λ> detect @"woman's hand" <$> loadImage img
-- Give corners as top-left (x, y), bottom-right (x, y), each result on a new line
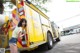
top-left (19, 33), bottom-right (25, 40)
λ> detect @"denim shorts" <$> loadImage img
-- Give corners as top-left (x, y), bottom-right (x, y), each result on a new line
top-left (9, 38), bottom-right (17, 45)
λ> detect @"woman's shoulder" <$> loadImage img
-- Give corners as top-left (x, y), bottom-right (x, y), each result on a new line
top-left (13, 26), bottom-right (22, 32)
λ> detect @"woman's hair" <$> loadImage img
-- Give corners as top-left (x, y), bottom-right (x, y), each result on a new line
top-left (18, 18), bottom-right (27, 27)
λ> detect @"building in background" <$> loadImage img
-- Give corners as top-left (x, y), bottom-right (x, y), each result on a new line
top-left (61, 24), bottom-right (80, 36)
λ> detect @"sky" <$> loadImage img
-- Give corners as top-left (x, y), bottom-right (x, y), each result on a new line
top-left (45, 0), bottom-right (80, 31)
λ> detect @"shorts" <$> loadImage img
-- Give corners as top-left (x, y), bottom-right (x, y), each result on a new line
top-left (9, 38), bottom-right (17, 45)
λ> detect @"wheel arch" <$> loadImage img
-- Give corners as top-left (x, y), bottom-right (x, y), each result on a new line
top-left (47, 30), bottom-right (53, 38)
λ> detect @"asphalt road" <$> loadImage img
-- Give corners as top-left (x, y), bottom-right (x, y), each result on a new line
top-left (21, 33), bottom-right (80, 53)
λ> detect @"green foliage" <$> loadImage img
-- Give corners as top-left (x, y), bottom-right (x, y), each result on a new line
top-left (0, 0), bottom-right (4, 14)
top-left (1, 0), bottom-right (6, 3)
top-left (66, 0), bottom-right (80, 2)
top-left (2, 0), bottom-right (50, 12)
top-left (8, 4), bottom-right (13, 9)
top-left (29, 0), bottom-right (50, 12)
top-left (36, 4), bottom-right (48, 13)
top-left (0, 0), bottom-right (3, 3)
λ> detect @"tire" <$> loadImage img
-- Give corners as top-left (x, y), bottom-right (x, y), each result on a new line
top-left (56, 38), bottom-right (60, 42)
top-left (47, 32), bottom-right (54, 50)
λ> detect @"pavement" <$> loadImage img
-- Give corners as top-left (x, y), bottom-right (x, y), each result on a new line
top-left (21, 33), bottom-right (80, 53)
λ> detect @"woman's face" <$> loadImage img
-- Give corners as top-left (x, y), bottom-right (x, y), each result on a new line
top-left (22, 21), bottom-right (26, 27)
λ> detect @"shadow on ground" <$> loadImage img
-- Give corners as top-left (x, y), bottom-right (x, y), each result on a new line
top-left (21, 42), bottom-right (58, 53)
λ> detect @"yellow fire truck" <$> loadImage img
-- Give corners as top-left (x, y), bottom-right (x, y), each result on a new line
top-left (0, 0), bottom-right (60, 53)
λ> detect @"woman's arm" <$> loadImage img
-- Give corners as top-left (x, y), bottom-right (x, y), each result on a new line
top-left (18, 31), bottom-right (25, 39)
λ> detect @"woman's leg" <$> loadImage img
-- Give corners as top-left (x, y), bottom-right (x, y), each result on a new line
top-left (9, 44), bottom-right (18, 53)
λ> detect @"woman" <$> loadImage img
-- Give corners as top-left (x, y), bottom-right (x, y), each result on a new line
top-left (9, 18), bottom-right (27, 53)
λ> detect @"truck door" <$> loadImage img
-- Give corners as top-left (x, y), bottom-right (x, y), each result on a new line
top-left (31, 9), bottom-right (44, 42)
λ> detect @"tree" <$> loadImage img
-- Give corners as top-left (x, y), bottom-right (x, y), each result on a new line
top-left (0, 0), bottom-right (4, 14)
top-left (29, 0), bottom-right (51, 12)
top-left (2, 0), bottom-right (51, 12)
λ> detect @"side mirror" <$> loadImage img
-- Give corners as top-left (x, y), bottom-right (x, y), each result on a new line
top-left (58, 27), bottom-right (59, 29)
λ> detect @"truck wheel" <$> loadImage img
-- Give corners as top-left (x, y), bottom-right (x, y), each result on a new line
top-left (56, 38), bottom-right (60, 42)
top-left (47, 32), bottom-right (54, 50)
